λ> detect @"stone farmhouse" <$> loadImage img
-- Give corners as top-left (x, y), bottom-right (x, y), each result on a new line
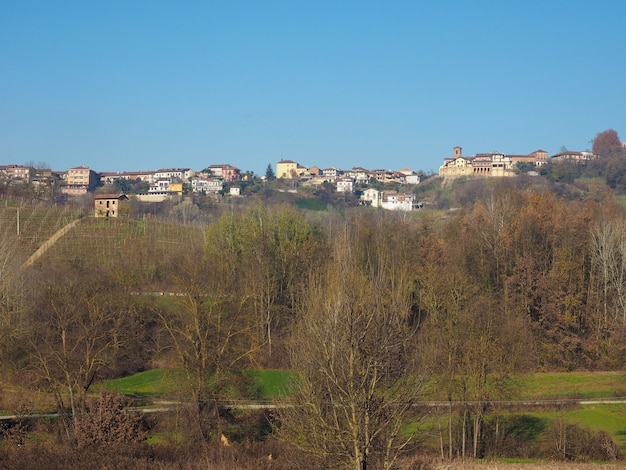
top-left (94, 193), bottom-right (128, 217)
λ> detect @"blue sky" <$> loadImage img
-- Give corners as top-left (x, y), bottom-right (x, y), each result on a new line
top-left (2, 1), bottom-right (625, 175)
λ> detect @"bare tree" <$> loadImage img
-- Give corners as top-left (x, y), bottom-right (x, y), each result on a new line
top-left (155, 240), bottom-right (260, 441)
top-left (26, 268), bottom-right (129, 442)
top-left (276, 221), bottom-right (424, 470)
top-left (202, 204), bottom-right (317, 363)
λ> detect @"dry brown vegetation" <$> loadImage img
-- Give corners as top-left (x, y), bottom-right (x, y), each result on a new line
top-left (1, 178), bottom-right (626, 467)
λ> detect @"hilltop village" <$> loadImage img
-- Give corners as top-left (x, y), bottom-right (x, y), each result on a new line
top-left (438, 146), bottom-right (598, 177)
top-left (0, 160), bottom-right (425, 212)
top-left (1, 142), bottom-right (621, 213)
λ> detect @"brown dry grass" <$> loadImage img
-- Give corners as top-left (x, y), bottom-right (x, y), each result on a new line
top-left (427, 463), bottom-right (624, 470)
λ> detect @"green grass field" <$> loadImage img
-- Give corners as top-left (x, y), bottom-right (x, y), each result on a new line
top-left (245, 369), bottom-right (298, 398)
top-left (516, 372), bottom-right (626, 400)
top-left (528, 404), bottom-right (626, 452)
top-left (98, 369), bottom-right (626, 402)
top-left (97, 368), bottom-right (298, 400)
top-left (95, 369), bottom-right (189, 397)
top-left (96, 368), bottom-right (626, 452)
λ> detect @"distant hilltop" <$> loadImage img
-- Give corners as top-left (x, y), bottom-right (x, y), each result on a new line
top-left (438, 146), bottom-right (600, 178)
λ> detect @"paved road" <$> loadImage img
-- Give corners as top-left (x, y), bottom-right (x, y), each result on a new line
top-left (2, 397), bottom-right (626, 421)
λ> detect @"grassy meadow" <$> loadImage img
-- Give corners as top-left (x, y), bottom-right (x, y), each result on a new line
top-left (89, 368), bottom-right (626, 452)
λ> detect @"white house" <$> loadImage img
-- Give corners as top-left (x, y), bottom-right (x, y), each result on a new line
top-left (149, 179), bottom-right (171, 193)
top-left (360, 188), bottom-right (415, 211)
top-left (154, 168), bottom-right (194, 180)
top-left (336, 178), bottom-right (354, 193)
top-left (381, 192), bottom-right (414, 212)
top-left (191, 177), bottom-right (223, 194)
top-left (361, 188), bottom-right (381, 207)
top-left (398, 168), bottom-right (421, 185)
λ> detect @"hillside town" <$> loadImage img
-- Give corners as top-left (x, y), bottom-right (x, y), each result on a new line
top-left (2, 142), bottom-right (625, 213)
top-left (0, 160), bottom-right (425, 212)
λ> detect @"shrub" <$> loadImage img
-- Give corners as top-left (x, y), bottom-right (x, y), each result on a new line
top-left (74, 390), bottom-right (147, 448)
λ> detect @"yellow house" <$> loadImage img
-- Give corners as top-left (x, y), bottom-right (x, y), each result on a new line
top-left (276, 159), bottom-right (299, 179)
top-left (168, 183), bottom-right (183, 195)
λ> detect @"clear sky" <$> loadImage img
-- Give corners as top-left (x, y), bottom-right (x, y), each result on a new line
top-left (2, 1), bottom-right (625, 175)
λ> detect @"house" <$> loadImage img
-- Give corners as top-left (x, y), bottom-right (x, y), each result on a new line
top-left (361, 188), bottom-right (381, 207)
top-left (191, 176), bottom-right (223, 194)
top-left (322, 167), bottom-right (340, 181)
top-left (347, 167), bottom-right (370, 183)
top-left (154, 168), bottom-right (195, 180)
top-left (0, 164), bottom-right (32, 183)
top-left (149, 179), bottom-right (171, 193)
top-left (308, 166), bottom-right (321, 176)
top-left (336, 178), bottom-right (354, 193)
top-left (509, 150), bottom-right (549, 167)
top-left (360, 188), bottom-right (415, 211)
top-left (94, 194), bottom-right (128, 217)
top-left (551, 151), bottom-right (595, 163)
top-left (32, 168), bottom-right (53, 186)
top-left (207, 164), bottom-right (241, 182)
top-left (381, 192), bottom-right (415, 212)
top-left (168, 182), bottom-right (183, 196)
top-left (472, 153), bottom-right (513, 177)
top-left (398, 168), bottom-right (421, 185)
top-left (99, 170), bottom-right (155, 185)
top-left (62, 166), bottom-right (98, 195)
top-left (276, 159), bottom-right (299, 179)
top-left (530, 150), bottom-right (549, 165)
top-left (371, 169), bottom-right (399, 183)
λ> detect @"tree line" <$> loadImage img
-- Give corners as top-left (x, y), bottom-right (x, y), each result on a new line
top-left (1, 184), bottom-right (626, 466)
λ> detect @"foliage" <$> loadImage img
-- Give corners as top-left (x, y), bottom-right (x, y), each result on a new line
top-left (295, 197), bottom-right (328, 211)
top-left (7, 178), bottom-right (626, 462)
top-left (112, 177), bottom-right (149, 194)
top-left (604, 156), bottom-right (626, 193)
top-left (593, 129), bottom-right (622, 156)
